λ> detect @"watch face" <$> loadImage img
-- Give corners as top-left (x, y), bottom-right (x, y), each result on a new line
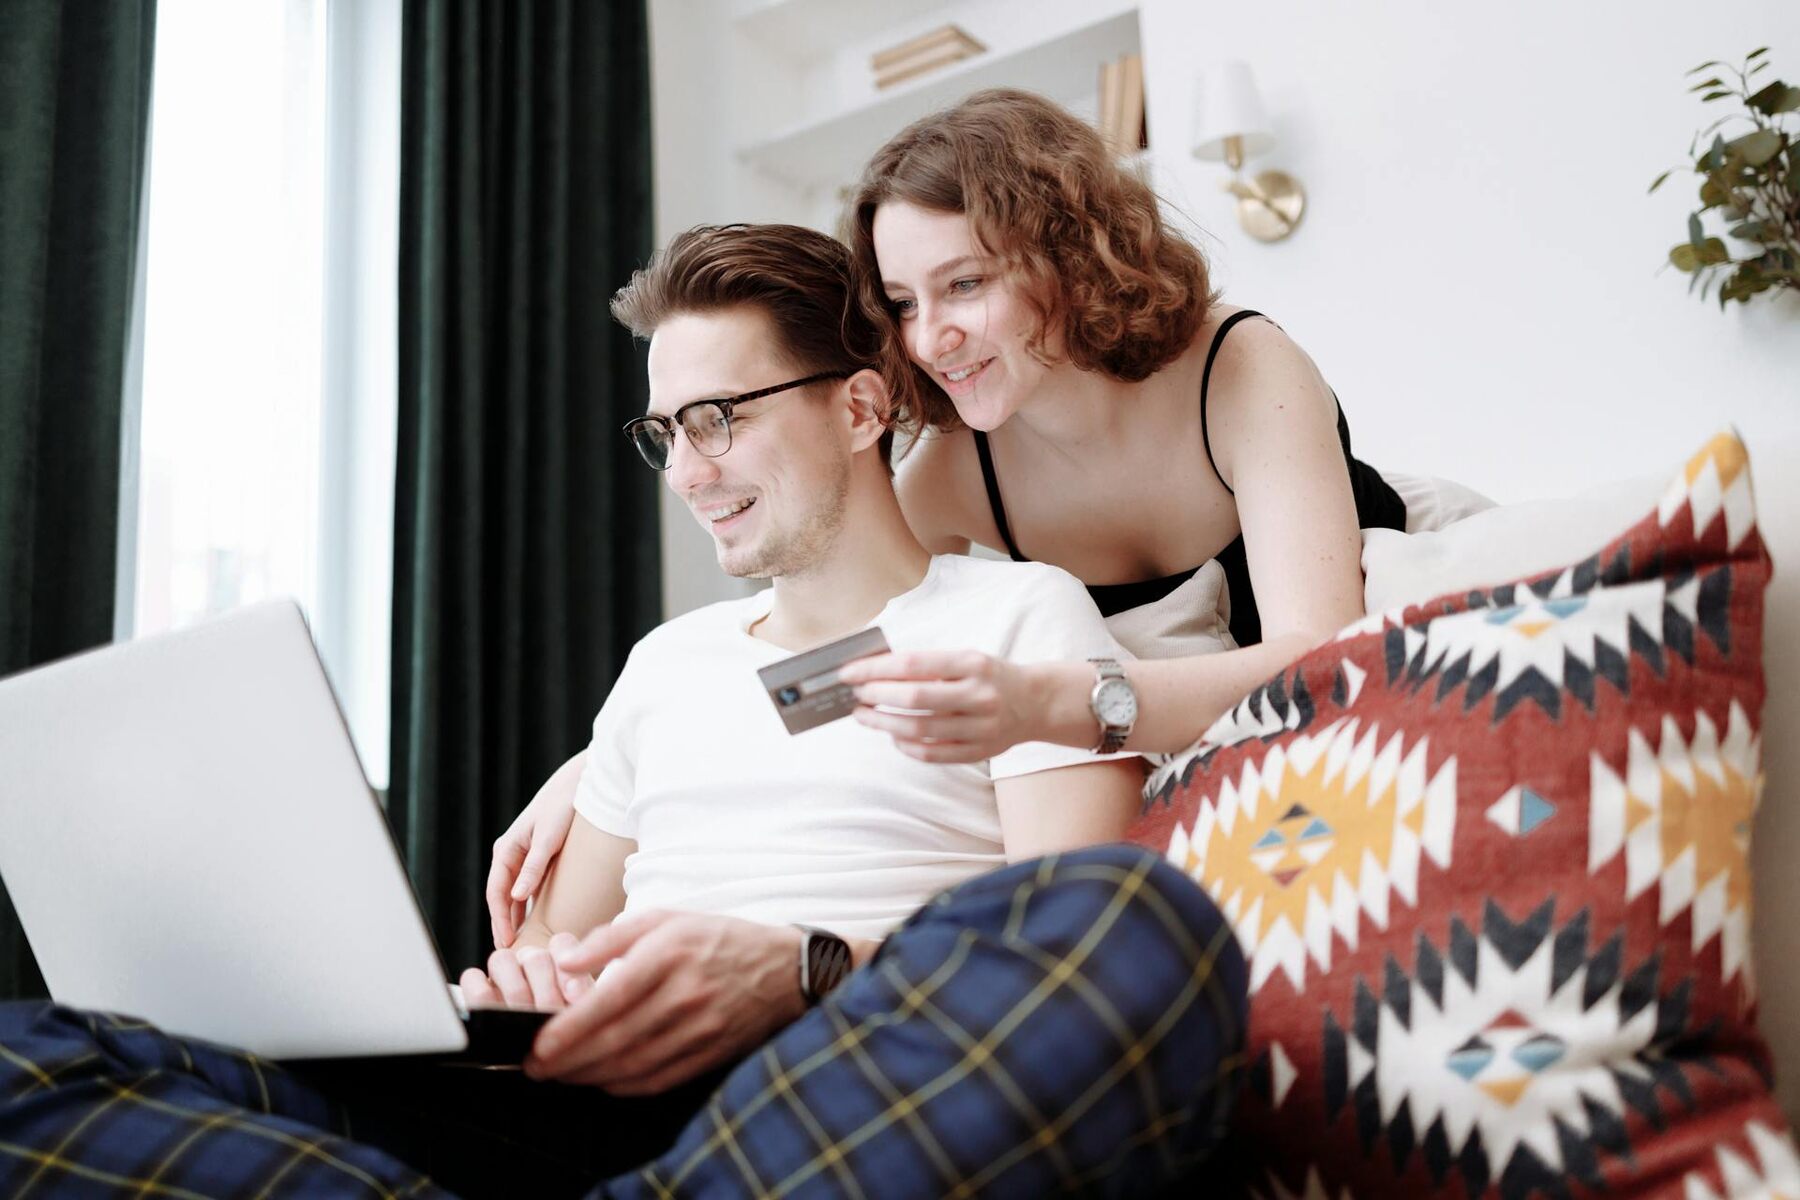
top-left (1096, 678), bottom-right (1137, 726)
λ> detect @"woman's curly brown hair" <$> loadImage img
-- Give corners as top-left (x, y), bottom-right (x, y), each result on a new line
top-left (843, 88), bottom-right (1216, 434)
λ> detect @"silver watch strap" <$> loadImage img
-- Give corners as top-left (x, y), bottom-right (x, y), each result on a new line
top-left (1089, 657), bottom-right (1131, 754)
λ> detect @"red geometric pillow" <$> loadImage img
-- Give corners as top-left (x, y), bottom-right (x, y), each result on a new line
top-left (1128, 432), bottom-right (1798, 1198)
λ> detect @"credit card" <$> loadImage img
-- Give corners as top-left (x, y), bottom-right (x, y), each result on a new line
top-left (757, 627), bottom-right (890, 735)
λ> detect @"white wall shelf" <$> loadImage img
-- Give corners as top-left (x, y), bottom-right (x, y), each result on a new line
top-left (730, 0), bottom-right (963, 63)
top-left (736, 7), bottom-right (1140, 194)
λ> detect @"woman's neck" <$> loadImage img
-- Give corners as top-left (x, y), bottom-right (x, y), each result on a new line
top-left (1002, 357), bottom-right (1190, 463)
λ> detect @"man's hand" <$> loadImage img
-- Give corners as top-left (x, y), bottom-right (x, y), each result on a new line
top-left (524, 911), bottom-right (807, 1095)
top-left (460, 933), bottom-right (593, 1011)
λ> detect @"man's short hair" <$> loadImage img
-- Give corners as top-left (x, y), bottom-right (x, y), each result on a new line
top-left (611, 224), bottom-right (893, 467)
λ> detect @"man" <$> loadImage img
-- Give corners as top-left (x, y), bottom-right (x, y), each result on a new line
top-left (457, 222), bottom-right (1147, 1091)
top-left (0, 225), bottom-right (1245, 1198)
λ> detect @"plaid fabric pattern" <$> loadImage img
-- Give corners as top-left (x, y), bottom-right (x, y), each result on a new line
top-left (604, 844), bottom-right (1248, 1199)
top-left (0, 845), bottom-right (1245, 1198)
top-left (0, 1002), bottom-right (444, 1198)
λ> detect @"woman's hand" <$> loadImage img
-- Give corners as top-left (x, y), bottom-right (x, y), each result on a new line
top-left (486, 757), bottom-right (583, 949)
top-left (838, 650), bottom-right (1065, 762)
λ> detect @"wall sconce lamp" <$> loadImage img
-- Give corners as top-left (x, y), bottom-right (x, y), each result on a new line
top-left (1192, 62), bottom-right (1306, 242)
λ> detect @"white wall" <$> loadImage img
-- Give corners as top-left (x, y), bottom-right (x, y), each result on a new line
top-left (1138, 1), bottom-right (1800, 501)
top-left (651, 0), bottom-right (1800, 1109)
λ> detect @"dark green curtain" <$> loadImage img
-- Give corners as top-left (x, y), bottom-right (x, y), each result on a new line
top-left (392, 0), bottom-right (660, 973)
top-left (0, 1), bottom-right (157, 1000)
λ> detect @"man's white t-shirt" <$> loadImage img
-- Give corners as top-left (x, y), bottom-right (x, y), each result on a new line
top-left (573, 554), bottom-right (1134, 939)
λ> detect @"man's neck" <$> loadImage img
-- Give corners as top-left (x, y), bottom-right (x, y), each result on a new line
top-left (752, 476), bottom-right (932, 651)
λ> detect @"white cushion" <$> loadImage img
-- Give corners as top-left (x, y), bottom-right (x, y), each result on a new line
top-left (1379, 469), bottom-right (1498, 533)
top-left (1361, 470), bottom-right (1668, 615)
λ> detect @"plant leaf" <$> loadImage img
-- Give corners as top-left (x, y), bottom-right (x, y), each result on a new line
top-left (1699, 237), bottom-right (1732, 266)
top-left (1689, 77), bottom-right (1726, 92)
top-left (1688, 60), bottom-right (1727, 75)
top-left (1729, 220), bottom-right (1770, 241)
top-left (1702, 90), bottom-right (1733, 101)
top-left (1747, 81), bottom-right (1800, 115)
top-left (1649, 169), bottom-right (1675, 194)
top-left (1708, 134), bottom-right (1728, 171)
top-left (1698, 175), bottom-right (1729, 209)
top-left (1747, 47), bottom-right (1770, 62)
top-left (1689, 212), bottom-right (1705, 246)
top-left (1728, 128), bottom-right (1784, 165)
top-left (1671, 243), bottom-right (1701, 272)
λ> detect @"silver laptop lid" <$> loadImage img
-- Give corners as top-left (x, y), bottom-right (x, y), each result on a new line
top-left (0, 600), bottom-right (467, 1059)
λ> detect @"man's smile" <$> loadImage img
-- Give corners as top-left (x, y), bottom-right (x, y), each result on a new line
top-left (700, 496), bottom-right (757, 529)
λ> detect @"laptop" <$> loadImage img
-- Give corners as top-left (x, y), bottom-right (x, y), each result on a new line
top-left (0, 600), bottom-right (547, 1062)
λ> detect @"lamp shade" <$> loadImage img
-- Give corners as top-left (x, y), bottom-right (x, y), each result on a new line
top-left (1191, 60), bottom-right (1275, 161)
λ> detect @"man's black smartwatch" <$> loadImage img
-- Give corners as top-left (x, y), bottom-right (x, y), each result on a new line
top-left (796, 925), bottom-right (853, 1005)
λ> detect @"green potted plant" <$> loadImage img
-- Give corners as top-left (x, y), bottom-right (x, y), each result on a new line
top-left (1652, 49), bottom-right (1799, 306)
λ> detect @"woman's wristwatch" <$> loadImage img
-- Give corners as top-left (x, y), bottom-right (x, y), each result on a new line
top-left (796, 925), bottom-right (853, 1005)
top-left (1087, 658), bottom-right (1139, 753)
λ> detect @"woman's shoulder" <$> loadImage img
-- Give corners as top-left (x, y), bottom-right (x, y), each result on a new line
top-left (1193, 304), bottom-right (1309, 371)
top-left (1192, 304), bottom-right (1340, 483)
top-left (1194, 306), bottom-right (1330, 407)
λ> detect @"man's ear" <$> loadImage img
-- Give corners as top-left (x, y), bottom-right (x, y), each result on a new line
top-left (843, 367), bottom-right (892, 456)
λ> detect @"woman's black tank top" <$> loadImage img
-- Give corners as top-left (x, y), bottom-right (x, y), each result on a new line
top-left (970, 310), bottom-right (1406, 648)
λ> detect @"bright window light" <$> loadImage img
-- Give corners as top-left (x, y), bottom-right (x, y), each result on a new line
top-left (133, 0), bottom-right (398, 785)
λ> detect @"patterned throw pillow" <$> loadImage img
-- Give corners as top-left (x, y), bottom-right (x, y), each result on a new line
top-left (1128, 431), bottom-right (1799, 1198)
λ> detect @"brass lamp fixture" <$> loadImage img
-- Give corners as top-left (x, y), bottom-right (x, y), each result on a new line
top-left (1191, 61), bottom-right (1306, 242)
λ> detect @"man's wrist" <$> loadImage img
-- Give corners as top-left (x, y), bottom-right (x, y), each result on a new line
top-left (773, 925), bottom-right (809, 1019)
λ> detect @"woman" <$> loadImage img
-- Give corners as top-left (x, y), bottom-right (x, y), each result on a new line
top-left (487, 88), bottom-right (1407, 938)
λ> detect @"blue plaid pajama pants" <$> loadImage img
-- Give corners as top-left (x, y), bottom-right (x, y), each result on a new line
top-left (0, 844), bottom-right (1248, 1197)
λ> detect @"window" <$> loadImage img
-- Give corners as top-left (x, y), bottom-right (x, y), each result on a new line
top-left (130, 0), bottom-right (399, 784)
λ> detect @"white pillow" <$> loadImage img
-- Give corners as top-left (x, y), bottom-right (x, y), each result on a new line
top-left (1361, 470), bottom-right (1668, 615)
top-left (1379, 469), bottom-right (1499, 533)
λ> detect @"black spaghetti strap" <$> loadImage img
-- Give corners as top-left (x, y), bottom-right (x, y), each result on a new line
top-left (1198, 309), bottom-right (1268, 498)
top-left (971, 430), bottom-right (1027, 562)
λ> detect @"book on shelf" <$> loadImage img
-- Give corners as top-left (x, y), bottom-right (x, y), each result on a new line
top-left (1120, 53), bottom-right (1147, 154)
top-left (1098, 58), bottom-right (1123, 151)
top-left (871, 24), bottom-right (986, 90)
top-left (1095, 52), bottom-right (1147, 157)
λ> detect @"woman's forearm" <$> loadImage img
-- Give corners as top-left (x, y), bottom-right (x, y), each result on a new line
top-left (1029, 631), bottom-right (1329, 755)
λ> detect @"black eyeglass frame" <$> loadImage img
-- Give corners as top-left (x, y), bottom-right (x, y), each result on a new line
top-left (622, 371), bottom-right (849, 471)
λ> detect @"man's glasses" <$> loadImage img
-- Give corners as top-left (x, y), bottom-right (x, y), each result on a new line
top-left (622, 372), bottom-right (847, 472)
